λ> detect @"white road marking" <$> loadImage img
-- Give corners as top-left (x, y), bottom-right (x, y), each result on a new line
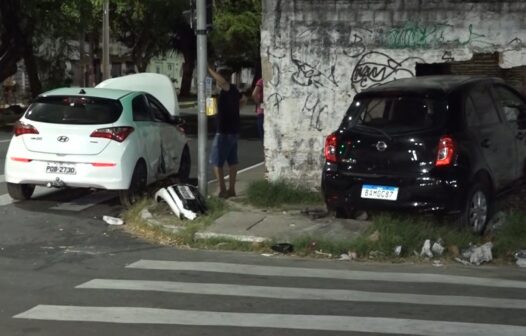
top-left (0, 138), bottom-right (11, 143)
top-left (78, 279), bottom-right (526, 310)
top-left (127, 260), bottom-right (526, 290)
top-left (14, 305), bottom-right (526, 335)
top-left (208, 161), bottom-right (264, 184)
top-left (0, 174), bottom-right (4, 183)
top-left (50, 191), bottom-right (116, 211)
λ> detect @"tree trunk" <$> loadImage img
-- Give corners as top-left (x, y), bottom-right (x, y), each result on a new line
top-left (179, 59), bottom-right (195, 97)
top-left (23, 40), bottom-right (41, 98)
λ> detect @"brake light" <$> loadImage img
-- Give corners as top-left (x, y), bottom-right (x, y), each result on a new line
top-left (90, 127), bottom-right (134, 142)
top-left (11, 157), bottom-right (32, 162)
top-left (324, 133), bottom-right (339, 163)
top-left (435, 136), bottom-right (455, 167)
top-left (14, 121), bottom-right (39, 136)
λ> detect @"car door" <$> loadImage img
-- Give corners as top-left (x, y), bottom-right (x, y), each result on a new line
top-left (465, 84), bottom-right (518, 189)
top-left (491, 84), bottom-right (526, 179)
top-left (132, 94), bottom-right (161, 182)
top-left (146, 94), bottom-right (184, 177)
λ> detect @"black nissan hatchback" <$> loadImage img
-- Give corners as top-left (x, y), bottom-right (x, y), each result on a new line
top-left (322, 76), bottom-right (526, 233)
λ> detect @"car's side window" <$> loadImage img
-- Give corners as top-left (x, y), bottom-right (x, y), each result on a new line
top-left (147, 95), bottom-right (170, 123)
top-left (468, 85), bottom-right (501, 127)
top-left (132, 95), bottom-right (153, 121)
top-left (492, 85), bottom-right (526, 123)
top-left (464, 96), bottom-right (479, 128)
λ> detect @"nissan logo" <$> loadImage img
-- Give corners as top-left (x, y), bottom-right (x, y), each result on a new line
top-left (376, 141), bottom-right (388, 152)
top-left (57, 136), bottom-right (69, 143)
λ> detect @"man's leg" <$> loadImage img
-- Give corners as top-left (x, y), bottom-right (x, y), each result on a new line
top-left (214, 166), bottom-right (227, 197)
top-left (227, 164), bottom-right (237, 197)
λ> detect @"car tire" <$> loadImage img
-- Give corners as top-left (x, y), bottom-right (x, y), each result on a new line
top-left (456, 182), bottom-right (492, 235)
top-left (177, 146), bottom-right (190, 183)
top-left (7, 183), bottom-right (35, 200)
top-left (119, 162), bottom-right (147, 208)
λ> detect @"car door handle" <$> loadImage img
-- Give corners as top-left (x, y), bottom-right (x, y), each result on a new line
top-left (481, 139), bottom-right (491, 148)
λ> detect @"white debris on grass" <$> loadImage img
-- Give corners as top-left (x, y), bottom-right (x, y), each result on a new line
top-left (515, 250), bottom-right (526, 268)
top-left (456, 242), bottom-right (493, 266)
top-left (140, 209), bottom-right (153, 220)
top-left (420, 239), bottom-right (433, 258)
top-left (431, 241), bottom-right (445, 256)
top-left (394, 245), bottom-right (402, 257)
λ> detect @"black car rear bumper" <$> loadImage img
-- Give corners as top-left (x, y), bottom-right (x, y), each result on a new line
top-left (322, 163), bottom-right (468, 215)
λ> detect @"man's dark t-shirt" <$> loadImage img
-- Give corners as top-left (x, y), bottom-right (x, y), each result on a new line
top-left (216, 84), bottom-right (241, 134)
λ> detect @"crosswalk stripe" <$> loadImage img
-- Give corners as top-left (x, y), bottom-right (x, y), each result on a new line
top-left (50, 191), bottom-right (116, 211)
top-left (78, 279), bottom-right (526, 310)
top-left (126, 260), bottom-right (526, 289)
top-left (14, 305), bottom-right (526, 335)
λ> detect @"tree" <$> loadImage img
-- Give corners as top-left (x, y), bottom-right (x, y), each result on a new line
top-left (209, 0), bottom-right (261, 76)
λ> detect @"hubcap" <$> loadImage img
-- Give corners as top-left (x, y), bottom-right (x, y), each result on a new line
top-left (468, 190), bottom-right (487, 232)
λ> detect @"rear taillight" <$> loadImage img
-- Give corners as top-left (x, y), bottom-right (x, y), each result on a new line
top-left (14, 121), bottom-right (39, 136)
top-left (91, 162), bottom-right (116, 167)
top-left (11, 157), bottom-right (32, 162)
top-left (435, 136), bottom-right (455, 167)
top-left (324, 133), bottom-right (339, 163)
top-left (90, 127), bottom-right (134, 142)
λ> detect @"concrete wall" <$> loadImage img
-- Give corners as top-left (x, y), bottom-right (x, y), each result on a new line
top-left (261, 0), bottom-right (526, 188)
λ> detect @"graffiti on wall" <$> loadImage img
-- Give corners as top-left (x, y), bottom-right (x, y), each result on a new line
top-left (291, 57), bottom-right (339, 88)
top-left (383, 22), bottom-right (490, 49)
top-left (302, 94), bottom-right (329, 131)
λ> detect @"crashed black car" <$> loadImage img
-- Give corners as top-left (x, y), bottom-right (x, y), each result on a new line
top-left (322, 76), bottom-right (526, 233)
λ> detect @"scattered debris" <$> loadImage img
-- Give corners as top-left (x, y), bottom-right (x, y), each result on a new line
top-left (271, 243), bottom-right (294, 254)
top-left (315, 250), bottom-right (333, 258)
top-left (154, 184), bottom-right (207, 220)
top-left (394, 245), bottom-right (402, 257)
top-left (515, 250), bottom-right (526, 268)
top-left (140, 209), bottom-right (153, 220)
top-left (458, 242), bottom-right (493, 266)
top-left (454, 257), bottom-right (471, 266)
top-left (355, 210), bottom-right (368, 221)
top-left (338, 251), bottom-right (357, 261)
top-left (448, 245), bottom-right (460, 257)
top-left (431, 241), bottom-right (445, 256)
top-left (369, 250), bottom-right (385, 259)
top-left (301, 208), bottom-right (329, 220)
top-left (420, 239), bottom-right (433, 258)
top-left (103, 216), bottom-right (124, 225)
top-left (432, 260), bottom-right (444, 267)
top-left (261, 253), bottom-right (276, 257)
top-left (368, 230), bottom-right (380, 242)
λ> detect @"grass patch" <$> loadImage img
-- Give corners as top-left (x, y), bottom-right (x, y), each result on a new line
top-left (493, 211), bottom-right (526, 259)
top-left (246, 180), bottom-right (323, 208)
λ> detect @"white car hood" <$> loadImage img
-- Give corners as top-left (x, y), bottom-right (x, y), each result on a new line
top-left (96, 73), bottom-right (180, 116)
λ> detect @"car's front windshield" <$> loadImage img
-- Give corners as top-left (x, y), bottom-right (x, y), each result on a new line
top-left (341, 95), bottom-right (447, 134)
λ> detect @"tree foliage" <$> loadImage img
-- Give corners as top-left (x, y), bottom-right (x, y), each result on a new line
top-left (209, 0), bottom-right (261, 72)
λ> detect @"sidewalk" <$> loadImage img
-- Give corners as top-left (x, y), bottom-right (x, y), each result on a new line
top-left (197, 162), bottom-right (371, 243)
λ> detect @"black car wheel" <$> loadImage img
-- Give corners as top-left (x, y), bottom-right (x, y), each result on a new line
top-left (119, 162), bottom-right (147, 208)
top-left (7, 183), bottom-right (35, 200)
top-left (457, 182), bottom-right (491, 234)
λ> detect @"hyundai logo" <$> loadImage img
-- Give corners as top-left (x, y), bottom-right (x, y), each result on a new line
top-left (376, 141), bottom-right (388, 152)
top-left (57, 136), bottom-right (69, 143)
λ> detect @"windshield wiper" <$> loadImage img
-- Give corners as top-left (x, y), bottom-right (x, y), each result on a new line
top-left (353, 124), bottom-right (392, 141)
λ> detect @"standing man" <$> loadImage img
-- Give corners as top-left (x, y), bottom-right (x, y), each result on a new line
top-left (207, 65), bottom-right (244, 198)
top-left (252, 78), bottom-right (264, 140)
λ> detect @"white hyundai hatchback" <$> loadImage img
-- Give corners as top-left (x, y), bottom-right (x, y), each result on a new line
top-left (4, 73), bottom-right (190, 207)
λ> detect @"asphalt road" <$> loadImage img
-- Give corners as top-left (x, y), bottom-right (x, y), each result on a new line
top-left (2, 118), bottom-right (526, 335)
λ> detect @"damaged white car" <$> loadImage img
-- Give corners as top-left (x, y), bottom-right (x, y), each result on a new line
top-left (4, 73), bottom-right (190, 207)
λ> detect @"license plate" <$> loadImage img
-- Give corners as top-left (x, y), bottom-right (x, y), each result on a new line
top-left (361, 184), bottom-right (398, 201)
top-left (177, 185), bottom-right (195, 200)
top-left (46, 163), bottom-right (76, 175)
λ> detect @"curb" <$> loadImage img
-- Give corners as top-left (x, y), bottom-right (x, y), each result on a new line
top-left (195, 232), bottom-right (268, 243)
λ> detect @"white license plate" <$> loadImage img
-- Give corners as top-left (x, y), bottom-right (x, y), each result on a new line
top-left (46, 163), bottom-right (76, 175)
top-left (177, 185), bottom-right (195, 200)
top-left (361, 184), bottom-right (398, 201)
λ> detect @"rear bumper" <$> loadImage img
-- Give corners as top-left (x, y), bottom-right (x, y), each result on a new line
top-left (321, 162), bottom-right (468, 215)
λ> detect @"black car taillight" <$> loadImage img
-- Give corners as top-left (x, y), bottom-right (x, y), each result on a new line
top-left (435, 135), bottom-right (455, 167)
top-left (90, 127), bottom-right (134, 142)
top-left (324, 133), bottom-right (339, 163)
top-left (14, 121), bottom-right (39, 136)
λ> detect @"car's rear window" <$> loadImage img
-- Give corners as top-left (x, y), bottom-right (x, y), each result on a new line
top-left (341, 96), bottom-right (447, 133)
top-left (25, 96), bottom-right (122, 125)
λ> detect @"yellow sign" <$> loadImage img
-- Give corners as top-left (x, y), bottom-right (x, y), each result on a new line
top-left (206, 97), bottom-right (217, 116)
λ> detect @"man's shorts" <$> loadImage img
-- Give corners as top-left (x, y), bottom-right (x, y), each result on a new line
top-left (209, 133), bottom-right (239, 167)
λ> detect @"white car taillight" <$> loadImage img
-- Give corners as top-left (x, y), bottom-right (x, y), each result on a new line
top-left (90, 127), bottom-right (134, 142)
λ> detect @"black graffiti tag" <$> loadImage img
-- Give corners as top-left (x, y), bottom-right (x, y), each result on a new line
top-left (291, 57), bottom-right (339, 88)
top-left (302, 94), bottom-right (328, 131)
top-left (351, 51), bottom-right (422, 93)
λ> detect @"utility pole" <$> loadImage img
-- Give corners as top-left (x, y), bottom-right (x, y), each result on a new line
top-left (196, 0), bottom-right (208, 197)
top-left (102, 0), bottom-right (110, 80)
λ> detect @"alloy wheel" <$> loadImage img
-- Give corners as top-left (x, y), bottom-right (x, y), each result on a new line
top-left (468, 190), bottom-right (487, 233)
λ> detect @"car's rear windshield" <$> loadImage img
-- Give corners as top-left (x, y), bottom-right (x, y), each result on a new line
top-left (341, 95), bottom-right (447, 134)
top-left (25, 96), bottom-right (122, 125)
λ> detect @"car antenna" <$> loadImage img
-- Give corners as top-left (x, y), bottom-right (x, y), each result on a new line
top-left (79, 89), bottom-right (86, 94)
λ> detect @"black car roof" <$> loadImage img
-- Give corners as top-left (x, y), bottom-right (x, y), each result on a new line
top-left (356, 75), bottom-right (504, 98)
